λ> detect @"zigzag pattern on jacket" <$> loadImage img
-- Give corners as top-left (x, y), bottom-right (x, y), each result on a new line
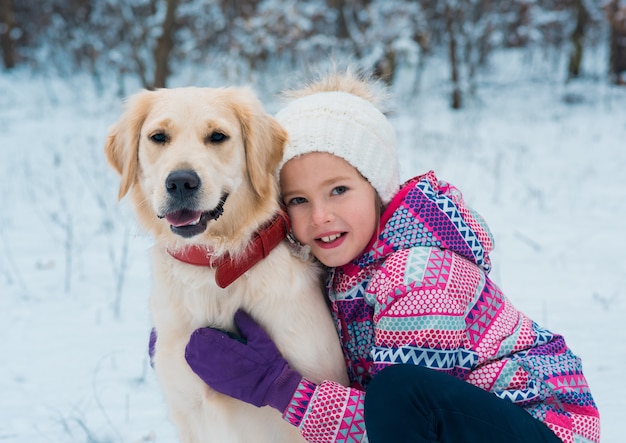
top-left (372, 345), bottom-right (479, 371)
top-left (416, 179), bottom-right (487, 270)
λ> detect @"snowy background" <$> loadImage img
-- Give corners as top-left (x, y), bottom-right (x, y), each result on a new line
top-left (1, 50), bottom-right (624, 442)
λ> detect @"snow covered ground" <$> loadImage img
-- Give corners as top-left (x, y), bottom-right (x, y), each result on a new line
top-left (1, 52), bottom-right (624, 442)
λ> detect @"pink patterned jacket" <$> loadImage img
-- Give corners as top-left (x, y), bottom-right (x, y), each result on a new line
top-left (282, 171), bottom-right (600, 443)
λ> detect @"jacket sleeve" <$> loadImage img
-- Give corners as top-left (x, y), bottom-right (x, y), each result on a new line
top-left (282, 378), bottom-right (368, 443)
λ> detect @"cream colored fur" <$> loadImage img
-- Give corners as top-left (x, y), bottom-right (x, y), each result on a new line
top-left (104, 87), bottom-right (348, 443)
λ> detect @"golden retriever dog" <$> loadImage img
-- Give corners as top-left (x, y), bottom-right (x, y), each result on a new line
top-left (104, 87), bottom-right (348, 443)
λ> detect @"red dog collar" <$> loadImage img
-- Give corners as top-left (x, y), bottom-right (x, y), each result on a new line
top-left (168, 211), bottom-right (291, 288)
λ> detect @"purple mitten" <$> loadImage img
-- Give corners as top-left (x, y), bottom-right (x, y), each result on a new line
top-left (185, 310), bottom-right (302, 413)
top-left (148, 328), bottom-right (157, 368)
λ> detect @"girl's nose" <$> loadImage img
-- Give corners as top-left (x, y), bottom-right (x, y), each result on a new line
top-left (311, 203), bottom-right (332, 226)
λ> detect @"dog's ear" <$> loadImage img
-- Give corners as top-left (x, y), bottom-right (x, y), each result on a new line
top-left (234, 89), bottom-right (288, 202)
top-left (104, 90), bottom-right (153, 200)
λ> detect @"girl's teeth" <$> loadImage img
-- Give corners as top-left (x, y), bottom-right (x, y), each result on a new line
top-left (321, 233), bottom-right (341, 243)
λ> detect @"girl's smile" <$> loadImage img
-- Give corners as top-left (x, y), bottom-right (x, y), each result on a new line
top-left (315, 231), bottom-right (346, 248)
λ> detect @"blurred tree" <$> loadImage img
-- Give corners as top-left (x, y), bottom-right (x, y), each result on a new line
top-left (606, 0), bottom-right (626, 84)
top-left (438, 0), bottom-right (501, 109)
top-left (152, 0), bottom-right (180, 88)
top-left (568, 0), bottom-right (589, 79)
top-left (327, 0), bottom-right (350, 39)
top-left (0, 0), bottom-right (613, 98)
top-left (365, 0), bottom-right (428, 87)
top-left (444, 1), bottom-right (462, 109)
top-left (0, 0), bottom-right (16, 69)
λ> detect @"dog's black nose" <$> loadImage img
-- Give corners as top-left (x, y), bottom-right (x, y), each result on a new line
top-left (166, 170), bottom-right (200, 199)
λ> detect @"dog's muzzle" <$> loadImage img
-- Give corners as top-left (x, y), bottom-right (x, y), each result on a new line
top-left (158, 169), bottom-right (229, 238)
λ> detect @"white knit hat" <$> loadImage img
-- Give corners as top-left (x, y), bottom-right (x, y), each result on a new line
top-left (276, 91), bottom-right (400, 204)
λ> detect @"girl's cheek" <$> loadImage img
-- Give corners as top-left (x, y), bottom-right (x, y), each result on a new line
top-left (290, 214), bottom-right (309, 244)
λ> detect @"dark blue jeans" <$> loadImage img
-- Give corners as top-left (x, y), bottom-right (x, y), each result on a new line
top-left (364, 364), bottom-right (561, 443)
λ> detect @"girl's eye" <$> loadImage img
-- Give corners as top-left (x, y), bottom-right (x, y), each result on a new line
top-left (332, 186), bottom-right (347, 195)
top-left (208, 131), bottom-right (228, 143)
top-left (287, 196), bottom-right (307, 206)
top-left (150, 132), bottom-right (168, 144)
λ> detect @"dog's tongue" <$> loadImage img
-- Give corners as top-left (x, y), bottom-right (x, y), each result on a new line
top-left (165, 209), bottom-right (202, 227)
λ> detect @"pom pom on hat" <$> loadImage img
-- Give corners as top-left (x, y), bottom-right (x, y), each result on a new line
top-left (276, 90), bottom-right (400, 204)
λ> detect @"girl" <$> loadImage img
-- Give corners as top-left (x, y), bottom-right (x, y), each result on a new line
top-left (184, 72), bottom-right (600, 443)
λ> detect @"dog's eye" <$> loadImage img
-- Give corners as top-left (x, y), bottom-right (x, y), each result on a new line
top-left (150, 132), bottom-right (168, 144)
top-left (207, 132), bottom-right (228, 143)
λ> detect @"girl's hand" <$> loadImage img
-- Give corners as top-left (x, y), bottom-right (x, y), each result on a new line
top-left (185, 310), bottom-right (302, 412)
